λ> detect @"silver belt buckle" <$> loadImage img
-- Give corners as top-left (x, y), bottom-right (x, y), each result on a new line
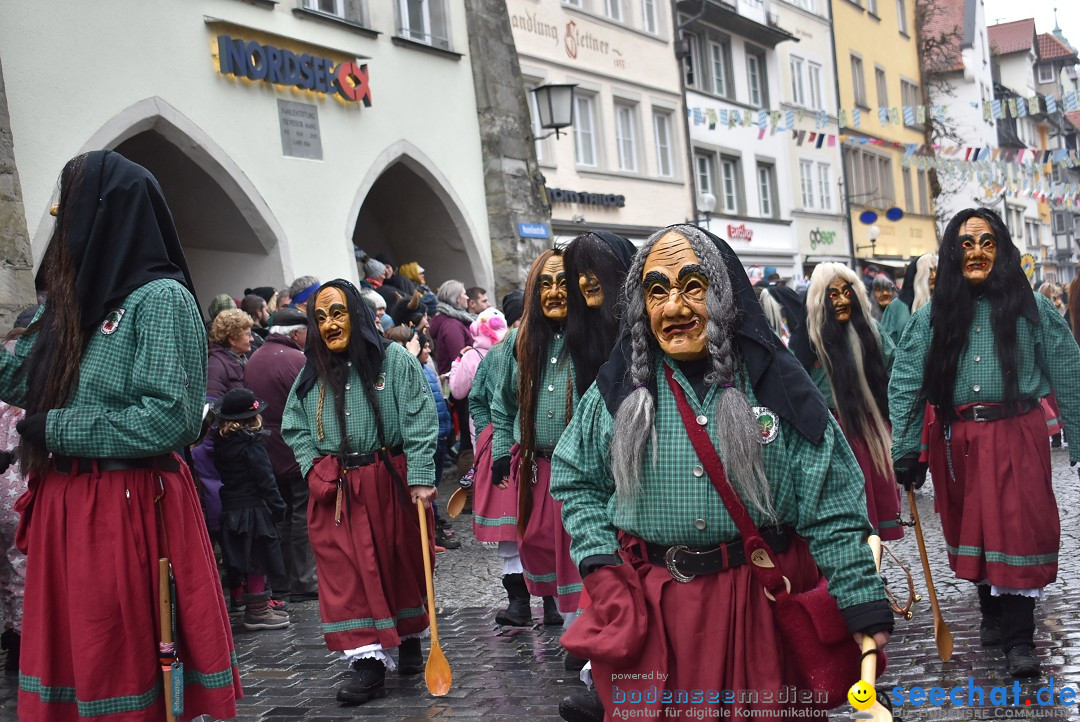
top-left (971, 405), bottom-right (989, 422)
top-left (664, 545), bottom-right (696, 583)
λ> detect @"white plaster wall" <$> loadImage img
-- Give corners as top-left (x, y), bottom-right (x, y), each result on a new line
top-left (1, 0), bottom-right (492, 290)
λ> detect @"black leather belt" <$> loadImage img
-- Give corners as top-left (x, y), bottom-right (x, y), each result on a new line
top-left (645, 527), bottom-right (793, 580)
top-left (957, 399), bottom-right (1039, 422)
top-left (532, 448), bottom-right (554, 460)
top-left (341, 446), bottom-right (404, 469)
top-left (53, 454), bottom-right (180, 474)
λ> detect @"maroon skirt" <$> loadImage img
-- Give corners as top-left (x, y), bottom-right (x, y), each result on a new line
top-left (569, 535), bottom-right (824, 718)
top-left (927, 405), bottom-right (1058, 588)
top-left (846, 434), bottom-right (903, 541)
top-left (16, 456), bottom-right (241, 721)
top-left (307, 454), bottom-right (434, 651)
top-left (471, 425), bottom-right (518, 542)
top-left (511, 445), bottom-right (582, 612)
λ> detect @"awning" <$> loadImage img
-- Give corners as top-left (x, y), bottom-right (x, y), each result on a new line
top-left (861, 258), bottom-right (910, 269)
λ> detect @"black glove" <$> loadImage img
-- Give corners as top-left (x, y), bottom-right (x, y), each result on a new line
top-left (0, 451), bottom-right (13, 476)
top-left (16, 414), bottom-right (48, 449)
top-left (579, 553), bottom-right (620, 579)
top-left (893, 452), bottom-right (927, 490)
top-left (491, 456), bottom-right (511, 486)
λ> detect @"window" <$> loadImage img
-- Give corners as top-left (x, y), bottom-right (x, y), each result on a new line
top-left (875, 67), bottom-right (888, 110)
top-left (564, 0), bottom-right (583, 6)
top-left (791, 0), bottom-right (817, 11)
top-left (846, 147), bottom-right (894, 205)
top-left (1053, 212), bottom-right (1067, 235)
top-left (901, 167), bottom-right (914, 212)
top-left (605, 0), bottom-right (623, 22)
top-left (758, 163), bottom-right (776, 217)
top-left (641, 0), bottom-right (658, 33)
top-left (695, 152), bottom-right (716, 200)
top-left (1038, 63), bottom-right (1055, 84)
top-left (304, 0), bottom-right (344, 16)
top-left (653, 111), bottom-right (674, 178)
top-left (817, 163), bottom-right (832, 210)
top-left (397, 0), bottom-right (450, 49)
top-left (720, 156), bottom-right (740, 213)
top-left (710, 40), bottom-right (731, 97)
top-left (615, 104), bottom-right (638, 172)
top-left (683, 33), bottom-right (699, 88)
top-left (790, 56), bottom-right (806, 106)
top-left (527, 84), bottom-right (548, 164)
top-left (574, 94), bottom-right (598, 167)
top-left (867, 0), bottom-right (878, 14)
top-left (808, 63), bottom-right (823, 110)
top-left (851, 55), bottom-right (868, 107)
top-left (916, 168), bottom-right (928, 214)
top-left (901, 80), bottom-right (922, 128)
top-left (747, 50), bottom-right (767, 108)
top-left (1026, 220), bottom-right (1041, 247)
top-left (897, 0), bottom-right (908, 35)
top-left (799, 160), bottom-right (815, 208)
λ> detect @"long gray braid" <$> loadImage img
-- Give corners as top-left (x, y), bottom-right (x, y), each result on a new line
top-left (611, 225), bottom-right (775, 520)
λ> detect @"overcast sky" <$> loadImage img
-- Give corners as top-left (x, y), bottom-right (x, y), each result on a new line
top-left (983, 0), bottom-right (1080, 46)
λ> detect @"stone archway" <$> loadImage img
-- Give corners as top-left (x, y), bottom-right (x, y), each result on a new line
top-left (347, 141), bottom-right (490, 291)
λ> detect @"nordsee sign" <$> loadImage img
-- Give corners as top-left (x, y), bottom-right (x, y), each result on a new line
top-left (517, 223), bottom-right (551, 239)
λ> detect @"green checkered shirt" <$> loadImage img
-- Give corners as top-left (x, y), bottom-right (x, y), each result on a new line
top-left (0, 279), bottom-right (207, 457)
top-left (281, 342), bottom-right (439, 485)
top-left (879, 299), bottom-right (911, 347)
top-left (490, 328), bottom-right (577, 460)
top-left (550, 355), bottom-right (886, 609)
top-left (468, 339), bottom-right (512, 432)
top-left (809, 322), bottom-right (895, 410)
top-left (889, 293), bottom-right (1080, 463)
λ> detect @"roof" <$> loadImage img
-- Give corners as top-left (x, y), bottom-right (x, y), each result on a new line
top-left (1038, 32), bottom-right (1077, 62)
top-left (921, 0), bottom-right (966, 72)
top-left (988, 18), bottom-right (1036, 56)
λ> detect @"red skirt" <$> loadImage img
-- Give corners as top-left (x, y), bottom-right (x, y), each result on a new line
top-left (846, 434), bottom-right (903, 541)
top-left (17, 456), bottom-right (241, 721)
top-left (927, 405), bottom-right (1058, 588)
top-left (572, 535), bottom-right (824, 718)
top-left (470, 425), bottom-right (518, 543)
top-left (307, 454), bottom-right (433, 651)
top-left (1042, 395), bottom-right (1062, 436)
top-left (511, 446), bottom-right (582, 613)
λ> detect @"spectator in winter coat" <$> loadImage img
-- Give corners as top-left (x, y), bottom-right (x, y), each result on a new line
top-left (449, 308), bottom-right (508, 445)
top-left (207, 309), bottom-right (252, 400)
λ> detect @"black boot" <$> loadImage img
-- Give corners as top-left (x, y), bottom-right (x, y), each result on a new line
top-left (495, 573), bottom-right (532, 627)
top-left (337, 657), bottom-right (386, 705)
top-left (543, 595), bottom-right (563, 626)
top-left (564, 651), bottom-right (587, 671)
top-left (1, 629), bottom-right (19, 675)
top-left (398, 638), bottom-right (423, 675)
top-left (560, 686), bottom-right (605, 722)
top-left (1000, 594), bottom-right (1039, 677)
top-left (977, 584), bottom-right (1003, 646)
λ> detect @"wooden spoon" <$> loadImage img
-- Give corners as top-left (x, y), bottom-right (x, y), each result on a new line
top-left (908, 487), bottom-right (954, 662)
top-left (446, 487), bottom-right (467, 518)
top-left (855, 534), bottom-right (893, 721)
top-left (417, 499), bottom-right (452, 695)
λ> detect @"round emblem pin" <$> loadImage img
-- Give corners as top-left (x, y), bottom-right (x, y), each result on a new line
top-left (752, 406), bottom-right (779, 444)
top-left (100, 308), bottom-right (126, 335)
top-left (374, 372), bottom-right (386, 391)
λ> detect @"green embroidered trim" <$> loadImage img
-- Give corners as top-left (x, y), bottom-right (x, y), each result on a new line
top-left (557, 582), bottom-right (583, 596)
top-left (185, 652), bottom-right (240, 689)
top-left (322, 604), bottom-right (427, 634)
top-left (877, 518), bottom-right (900, 529)
top-left (475, 514), bottom-right (517, 527)
top-left (20, 675), bottom-right (159, 716)
top-left (524, 571), bottom-right (557, 584)
top-left (946, 543), bottom-right (1057, 566)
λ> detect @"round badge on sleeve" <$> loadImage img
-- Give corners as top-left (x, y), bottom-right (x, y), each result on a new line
top-left (374, 372), bottom-right (386, 391)
top-left (752, 407), bottom-right (779, 444)
top-left (100, 308), bottom-right (126, 335)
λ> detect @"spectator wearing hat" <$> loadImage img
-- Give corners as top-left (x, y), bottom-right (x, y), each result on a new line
top-left (360, 290), bottom-right (389, 335)
top-left (246, 286), bottom-right (278, 312)
top-left (245, 308), bottom-right (318, 602)
top-left (389, 292), bottom-right (429, 331)
top-left (289, 276), bottom-right (321, 313)
top-left (355, 250), bottom-right (388, 290)
top-left (212, 388), bottom-right (290, 631)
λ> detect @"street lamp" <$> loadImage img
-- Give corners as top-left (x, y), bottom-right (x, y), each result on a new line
top-left (531, 84), bottom-right (577, 140)
top-left (688, 191), bottom-right (716, 229)
top-left (855, 224), bottom-right (881, 257)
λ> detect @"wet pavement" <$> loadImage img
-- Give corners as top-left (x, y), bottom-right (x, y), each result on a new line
top-left (0, 447), bottom-right (1078, 720)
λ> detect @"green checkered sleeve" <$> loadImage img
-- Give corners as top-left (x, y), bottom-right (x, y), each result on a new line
top-left (468, 344), bottom-right (497, 432)
top-left (281, 373), bottom-right (318, 479)
top-left (550, 385), bottom-right (620, 565)
top-left (489, 329), bottom-right (518, 462)
top-left (47, 281), bottom-right (207, 457)
top-left (391, 348), bottom-right (439, 486)
top-left (1033, 293), bottom-right (1080, 463)
top-left (0, 343), bottom-right (29, 408)
top-left (879, 319), bottom-right (896, 374)
top-left (888, 303), bottom-right (931, 461)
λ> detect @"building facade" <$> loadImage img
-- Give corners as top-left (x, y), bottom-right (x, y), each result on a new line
top-left (510, 0), bottom-right (692, 246)
top-left (832, 0), bottom-right (938, 275)
top-left (0, 0), bottom-right (494, 307)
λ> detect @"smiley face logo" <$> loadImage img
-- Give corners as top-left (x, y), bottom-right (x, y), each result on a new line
top-left (848, 680), bottom-right (876, 710)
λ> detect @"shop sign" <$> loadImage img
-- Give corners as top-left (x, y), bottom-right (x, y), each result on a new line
top-left (809, 227), bottom-right (837, 250)
top-left (546, 187), bottom-right (626, 208)
top-left (278, 100), bottom-right (323, 160)
top-left (216, 34), bottom-right (372, 105)
top-left (727, 224), bottom-right (754, 241)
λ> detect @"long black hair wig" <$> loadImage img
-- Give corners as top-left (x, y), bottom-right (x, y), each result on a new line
top-left (922, 208), bottom-right (1033, 421)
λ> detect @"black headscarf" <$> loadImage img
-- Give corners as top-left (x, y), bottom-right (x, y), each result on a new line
top-left (501, 290), bottom-right (525, 327)
top-left (46, 150), bottom-right (198, 330)
top-left (596, 226), bottom-right (829, 443)
top-left (294, 279), bottom-right (390, 400)
top-left (589, 231), bottom-right (637, 269)
top-left (766, 284), bottom-right (806, 337)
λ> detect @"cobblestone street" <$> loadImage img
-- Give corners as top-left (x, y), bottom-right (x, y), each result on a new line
top-left (0, 448), bottom-right (1077, 721)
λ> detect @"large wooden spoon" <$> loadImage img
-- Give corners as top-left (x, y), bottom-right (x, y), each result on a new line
top-left (446, 487), bottom-right (467, 518)
top-left (856, 535), bottom-right (893, 721)
top-left (908, 487), bottom-right (954, 662)
top-left (417, 499), bottom-right (452, 695)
